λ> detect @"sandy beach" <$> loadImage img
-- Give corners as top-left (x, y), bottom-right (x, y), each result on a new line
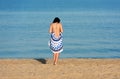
top-left (0, 58), bottom-right (120, 79)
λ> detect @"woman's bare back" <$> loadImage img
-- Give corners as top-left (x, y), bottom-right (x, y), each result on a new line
top-left (49, 23), bottom-right (63, 37)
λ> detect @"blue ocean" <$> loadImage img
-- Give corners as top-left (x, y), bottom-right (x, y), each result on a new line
top-left (0, 10), bottom-right (120, 58)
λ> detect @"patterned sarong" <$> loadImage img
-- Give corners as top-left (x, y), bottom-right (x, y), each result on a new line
top-left (49, 33), bottom-right (63, 53)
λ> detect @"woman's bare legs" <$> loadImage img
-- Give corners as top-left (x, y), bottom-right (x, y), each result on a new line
top-left (53, 53), bottom-right (56, 64)
top-left (53, 52), bottom-right (59, 65)
top-left (55, 53), bottom-right (59, 64)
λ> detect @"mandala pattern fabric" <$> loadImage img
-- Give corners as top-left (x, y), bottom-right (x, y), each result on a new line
top-left (49, 33), bottom-right (63, 53)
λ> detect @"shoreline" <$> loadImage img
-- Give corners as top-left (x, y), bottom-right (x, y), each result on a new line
top-left (0, 58), bottom-right (120, 79)
top-left (0, 56), bottom-right (120, 59)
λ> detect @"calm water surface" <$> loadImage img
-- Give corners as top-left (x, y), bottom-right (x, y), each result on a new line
top-left (0, 10), bottom-right (120, 58)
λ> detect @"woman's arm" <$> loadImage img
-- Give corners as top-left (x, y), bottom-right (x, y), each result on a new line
top-left (49, 24), bottom-right (53, 33)
top-left (60, 23), bottom-right (63, 33)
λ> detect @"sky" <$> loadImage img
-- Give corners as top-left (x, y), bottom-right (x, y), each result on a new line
top-left (0, 0), bottom-right (120, 11)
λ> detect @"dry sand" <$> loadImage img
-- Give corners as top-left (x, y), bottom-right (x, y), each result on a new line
top-left (0, 58), bottom-right (120, 79)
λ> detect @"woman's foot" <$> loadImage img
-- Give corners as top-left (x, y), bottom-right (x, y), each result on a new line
top-left (53, 62), bottom-right (57, 65)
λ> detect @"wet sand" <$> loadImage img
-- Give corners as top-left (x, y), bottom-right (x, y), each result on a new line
top-left (0, 58), bottom-right (120, 79)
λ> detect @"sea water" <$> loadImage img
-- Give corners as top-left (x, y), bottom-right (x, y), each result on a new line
top-left (0, 10), bottom-right (120, 58)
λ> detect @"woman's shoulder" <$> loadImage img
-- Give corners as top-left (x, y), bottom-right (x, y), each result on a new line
top-left (50, 23), bottom-right (53, 25)
top-left (50, 23), bottom-right (55, 25)
top-left (51, 23), bottom-right (62, 26)
top-left (57, 23), bottom-right (62, 26)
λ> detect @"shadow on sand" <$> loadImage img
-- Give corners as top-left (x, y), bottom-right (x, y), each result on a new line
top-left (34, 58), bottom-right (47, 64)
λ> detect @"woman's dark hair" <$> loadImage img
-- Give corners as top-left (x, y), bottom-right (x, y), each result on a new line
top-left (53, 17), bottom-right (60, 23)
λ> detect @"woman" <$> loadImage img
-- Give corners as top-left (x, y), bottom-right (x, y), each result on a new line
top-left (49, 17), bottom-right (63, 65)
